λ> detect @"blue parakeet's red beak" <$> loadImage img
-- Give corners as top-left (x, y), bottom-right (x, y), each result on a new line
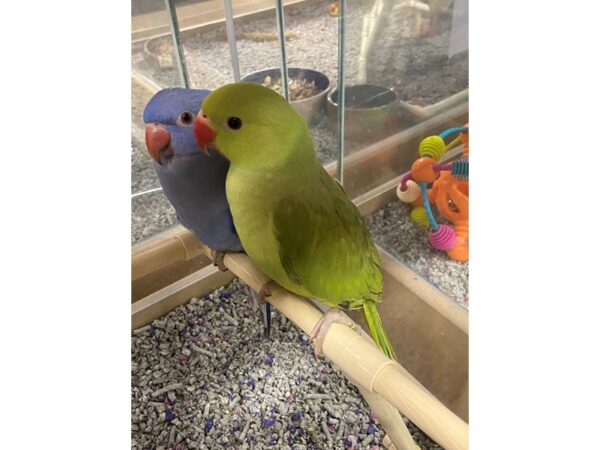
top-left (193, 111), bottom-right (216, 155)
top-left (145, 124), bottom-right (174, 164)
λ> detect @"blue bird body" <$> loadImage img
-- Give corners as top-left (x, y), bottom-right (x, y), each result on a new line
top-left (143, 88), bottom-right (243, 252)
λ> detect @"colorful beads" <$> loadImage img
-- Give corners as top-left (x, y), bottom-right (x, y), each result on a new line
top-left (410, 207), bottom-right (430, 227)
top-left (451, 159), bottom-right (469, 180)
top-left (396, 179), bottom-right (420, 202)
top-left (429, 224), bottom-right (456, 250)
top-left (398, 125), bottom-right (469, 261)
top-left (418, 135), bottom-right (446, 161)
top-left (411, 157), bottom-right (438, 184)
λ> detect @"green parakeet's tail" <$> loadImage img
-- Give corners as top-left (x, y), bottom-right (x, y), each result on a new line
top-left (363, 301), bottom-right (397, 361)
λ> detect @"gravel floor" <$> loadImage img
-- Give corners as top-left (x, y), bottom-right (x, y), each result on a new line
top-left (132, 279), bottom-right (443, 450)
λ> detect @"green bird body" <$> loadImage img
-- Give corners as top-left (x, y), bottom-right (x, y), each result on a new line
top-left (194, 83), bottom-right (396, 359)
top-left (227, 157), bottom-right (382, 309)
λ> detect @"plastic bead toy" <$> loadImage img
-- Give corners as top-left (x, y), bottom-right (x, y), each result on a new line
top-left (396, 125), bottom-right (469, 261)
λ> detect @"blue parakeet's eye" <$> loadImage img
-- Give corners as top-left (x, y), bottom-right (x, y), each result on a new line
top-left (179, 111), bottom-right (194, 125)
top-left (227, 117), bottom-right (243, 130)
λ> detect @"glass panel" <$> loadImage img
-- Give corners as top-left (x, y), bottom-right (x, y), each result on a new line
top-left (180, 0), bottom-right (339, 165)
top-left (341, 0), bottom-right (469, 197)
top-left (132, 0), bottom-right (188, 244)
top-left (341, 0), bottom-right (469, 308)
top-left (131, 0), bottom-right (345, 245)
top-left (272, 1), bottom-right (341, 166)
top-left (132, 0), bottom-right (188, 88)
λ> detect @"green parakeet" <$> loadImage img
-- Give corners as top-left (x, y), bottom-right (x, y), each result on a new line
top-left (193, 82), bottom-right (396, 360)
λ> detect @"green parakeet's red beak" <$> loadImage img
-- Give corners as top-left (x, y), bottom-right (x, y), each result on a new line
top-left (145, 123), bottom-right (174, 164)
top-left (193, 111), bottom-right (216, 155)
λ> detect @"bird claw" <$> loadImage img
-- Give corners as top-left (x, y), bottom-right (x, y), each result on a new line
top-left (212, 250), bottom-right (228, 272)
top-left (309, 310), bottom-right (374, 357)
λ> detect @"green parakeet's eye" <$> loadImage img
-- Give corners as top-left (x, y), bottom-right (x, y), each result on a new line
top-left (227, 117), bottom-right (243, 130)
top-left (179, 111), bottom-right (194, 125)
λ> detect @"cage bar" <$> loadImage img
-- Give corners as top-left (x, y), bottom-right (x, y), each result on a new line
top-left (336, 0), bottom-right (346, 184)
top-left (163, 0), bottom-right (190, 87)
top-left (275, 0), bottom-right (290, 101)
top-left (223, 0), bottom-right (241, 81)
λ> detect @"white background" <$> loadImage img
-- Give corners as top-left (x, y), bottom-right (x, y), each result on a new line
top-left (1, 1), bottom-right (599, 448)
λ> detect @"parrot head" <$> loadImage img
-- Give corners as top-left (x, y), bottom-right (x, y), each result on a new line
top-left (193, 82), bottom-right (312, 168)
top-left (143, 88), bottom-right (212, 166)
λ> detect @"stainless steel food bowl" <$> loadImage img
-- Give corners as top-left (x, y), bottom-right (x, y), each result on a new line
top-left (241, 67), bottom-right (330, 125)
top-left (327, 84), bottom-right (402, 141)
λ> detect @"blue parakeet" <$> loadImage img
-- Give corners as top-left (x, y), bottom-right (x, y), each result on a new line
top-left (143, 88), bottom-right (271, 336)
top-left (143, 88), bottom-right (243, 254)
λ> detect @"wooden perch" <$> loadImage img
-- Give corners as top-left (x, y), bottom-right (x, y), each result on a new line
top-left (354, 378), bottom-right (421, 450)
top-left (197, 244), bottom-right (468, 450)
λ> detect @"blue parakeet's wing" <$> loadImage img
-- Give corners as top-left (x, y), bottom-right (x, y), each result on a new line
top-left (154, 152), bottom-right (244, 252)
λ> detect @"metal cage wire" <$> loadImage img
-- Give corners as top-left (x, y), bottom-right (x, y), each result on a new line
top-left (163, 0), bottom-right (349, 184)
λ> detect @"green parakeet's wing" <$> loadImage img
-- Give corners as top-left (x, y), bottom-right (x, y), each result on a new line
top-left (272, 166), bottom-right (382, 309)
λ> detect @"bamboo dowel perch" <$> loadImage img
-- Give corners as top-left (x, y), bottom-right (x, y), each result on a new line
top-left (334, 322), bottom-right (424, 450)
top-left (198, 245), bottom-right (468, 450)
top-left (383, 434), bottom-right (399, 450)
top-left (354, 378), bottom-right (421, 450)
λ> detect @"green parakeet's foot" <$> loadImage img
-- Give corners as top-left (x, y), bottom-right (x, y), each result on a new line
top-left (211, 250), bottom-right (228, 272)
top-left (309, 309), bottom-right (376, 357)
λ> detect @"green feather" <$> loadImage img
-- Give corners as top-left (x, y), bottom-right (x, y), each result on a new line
top-left (363, 300), bottom-right (397, 360)
top-left (274, 166), bottom-right (381, 301)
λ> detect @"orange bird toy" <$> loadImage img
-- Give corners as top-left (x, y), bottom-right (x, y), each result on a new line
top-left (396, 126), bottom-right (469, 261)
